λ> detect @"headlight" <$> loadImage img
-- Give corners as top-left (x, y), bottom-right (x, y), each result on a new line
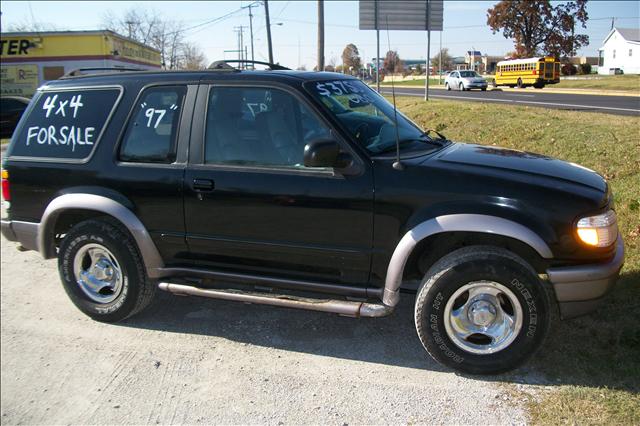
top-left (576, 210), bottom-right (618, 247)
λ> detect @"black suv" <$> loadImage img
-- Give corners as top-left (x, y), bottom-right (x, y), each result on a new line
top-left (1, 62), bottom-right (624, 374)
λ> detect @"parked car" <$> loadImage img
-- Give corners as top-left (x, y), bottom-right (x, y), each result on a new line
top-left (1, 61), bottom-right (624, 375)
top-left (0, 96), bottom-right (31, 139)
top-left (445, 70), bottom-right (488, 91)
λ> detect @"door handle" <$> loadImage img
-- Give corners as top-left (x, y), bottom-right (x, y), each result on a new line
top-left (192, 178), bottom-right (215, 192)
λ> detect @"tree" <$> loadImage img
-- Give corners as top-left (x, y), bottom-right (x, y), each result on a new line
top-left (383, 50), bottom-right (402, 74)
top-left (102, 7), bottom-right (207, 70)
top-left (487, 0), bottom-right (589, 58)
top-left (180, 42), bottom-right (207, 70)
top-left (431, 48), bottom-right (452, 71)
top-left (341, 43), bottom-right (361, 76)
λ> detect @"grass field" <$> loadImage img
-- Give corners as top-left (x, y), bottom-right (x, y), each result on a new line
top-left (555, 74), bottom-right (640, 91)
top-left (382, 74), bottom-right (640, 93)
top-left (396, 96), bottom-right (640, 424)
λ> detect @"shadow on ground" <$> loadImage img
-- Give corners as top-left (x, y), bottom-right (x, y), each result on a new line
top-left (118, 269), bottom-right (640, 392)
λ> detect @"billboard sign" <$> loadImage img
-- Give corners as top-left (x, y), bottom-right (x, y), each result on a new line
top-left (1, 65), bottom-right (39, 97)
top-left (359, 0), bottom-right (443, 31)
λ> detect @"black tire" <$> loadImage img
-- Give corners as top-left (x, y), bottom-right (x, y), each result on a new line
top-left (58, 218), bottom-right (155, 322)
top-left (481, 88), bottom-right (487, 91)
top-left (517, 78), bottom-right (524, 89)
top-left (414, 246), bottom-right (550, 375)
top-left (445, 83), bottom-right (451, 91)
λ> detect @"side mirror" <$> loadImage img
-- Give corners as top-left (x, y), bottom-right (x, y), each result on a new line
top-left (303, 139), bottom-right (352, 169)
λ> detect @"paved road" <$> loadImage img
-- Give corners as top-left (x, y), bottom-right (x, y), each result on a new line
top-left (0, 239), bottom-right (542, 424)
top-left (380, 87), bottom-right (640, 116)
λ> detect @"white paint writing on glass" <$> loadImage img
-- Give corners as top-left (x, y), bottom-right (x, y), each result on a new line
top-left (42, 94), bottom-right (83, 119)
top-left (26, 125), bottom-right (95, 152)
top-left (315, 81), bottom-right (373, 105)
top-left (70, 95), bottom-right (83, 118)
top-left (144, 108), bottom-right (166, 128)
top-left (42, 94), bottom-right (58, 118)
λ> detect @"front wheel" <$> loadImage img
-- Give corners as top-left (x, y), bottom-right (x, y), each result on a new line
top-left (414, 246), bottom-right (550, 374)
top-left (459, 83), bottom-right (465, 91)
top-left (445, 83), bottom-right (451, 91)
top-left (58, 218), bottom-right (156, 322)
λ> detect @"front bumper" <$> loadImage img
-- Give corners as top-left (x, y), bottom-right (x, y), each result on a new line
top-left (464, 82), bottom-right (488, 89)
top-left (1, 219), bottom-right (39, 251)
top-left (547, 236), bottom-right (625, 319)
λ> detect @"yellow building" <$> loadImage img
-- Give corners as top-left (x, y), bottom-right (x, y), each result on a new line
top-left (1, 30), bottom-right (161, 97)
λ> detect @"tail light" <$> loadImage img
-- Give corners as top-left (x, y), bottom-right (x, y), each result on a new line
top-left (532, 70), bottom-right (537, 75)
top-left (1, 169), bottom-right (10, 201)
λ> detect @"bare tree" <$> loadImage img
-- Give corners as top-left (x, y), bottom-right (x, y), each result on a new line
top-left (101, 7), bottom-right (207, 70)
top-left (180, 42), bottom-right (207, 70)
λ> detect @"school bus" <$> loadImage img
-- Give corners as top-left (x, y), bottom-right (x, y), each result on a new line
top-left (494, 56), bottom-right (560, 89)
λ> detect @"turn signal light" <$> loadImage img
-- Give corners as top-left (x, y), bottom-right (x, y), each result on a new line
top-left (1, 169), bottom-right (9, 201)
top-left (576, 210), bottom-right (617, 247)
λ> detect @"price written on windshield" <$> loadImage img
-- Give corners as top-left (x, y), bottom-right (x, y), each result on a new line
top-left (315, 81), bottom-right (373, 105)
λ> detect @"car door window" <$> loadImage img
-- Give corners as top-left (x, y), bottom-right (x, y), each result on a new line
top-left (119, 86), bottom-right (186, 163)
top-left (204, 86), bottom-right (331, 167)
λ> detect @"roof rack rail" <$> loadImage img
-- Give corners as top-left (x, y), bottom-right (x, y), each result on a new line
top-left (61, 67), bottom-right (145, 78)
top-left (208, 60), bottom-right (290, 71)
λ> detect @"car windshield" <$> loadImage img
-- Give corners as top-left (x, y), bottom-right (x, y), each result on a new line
top-left (305, 79), bottom-right (441, 155)
top-left (459, 71), bottom-right (479, 78)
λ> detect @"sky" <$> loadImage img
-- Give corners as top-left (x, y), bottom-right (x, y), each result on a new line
top-left (1, 0), bottom-right (639, 69)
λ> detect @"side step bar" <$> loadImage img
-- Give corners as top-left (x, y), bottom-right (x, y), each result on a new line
top-left (158, 283), bottom-right (394, 318)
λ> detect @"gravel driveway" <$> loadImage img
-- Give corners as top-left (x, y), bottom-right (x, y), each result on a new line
top-left (1, 239), bottom-right (530, 424)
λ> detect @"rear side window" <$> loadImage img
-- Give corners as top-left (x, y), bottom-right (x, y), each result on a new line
top-left (119, 86), bottom-right (186, 163)
top-left (10, 88), bottom-right (121, 160)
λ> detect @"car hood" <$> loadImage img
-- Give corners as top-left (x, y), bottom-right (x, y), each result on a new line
top-left (429, 143), bottom-right (607, 192)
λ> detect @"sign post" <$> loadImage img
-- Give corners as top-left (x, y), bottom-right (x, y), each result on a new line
top-left (359, 0), bottom-right (443, 99)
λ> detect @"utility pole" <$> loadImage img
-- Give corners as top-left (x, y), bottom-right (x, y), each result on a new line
top-left (317, 0), bottom-right (325, 71)
top-left (424, 0), bottom-right (431, 101)
top-left (246, 2), bottom-right (257, 68)
top-left (125, 20), bottom-right (136, 38)
top-left (234, 26), bottom-right (247, 69)
top-left (438, 30), bottom-right (442, 84)
top-left (264, 0), bottom-right (274, 63)
top-left (375, 0), bottom-right (380, 91)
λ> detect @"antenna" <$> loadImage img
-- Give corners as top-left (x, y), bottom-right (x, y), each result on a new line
top-left (386, 17), bottom-right (404, 171)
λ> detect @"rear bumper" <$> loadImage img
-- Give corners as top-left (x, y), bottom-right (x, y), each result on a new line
top-left (1, 219), bottom-right (39, 251)
top-left (547, 236), bottom-right (625, 319)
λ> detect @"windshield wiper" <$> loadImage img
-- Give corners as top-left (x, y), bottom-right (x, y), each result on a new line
top-left (422, 129), bottom-right (449, 145)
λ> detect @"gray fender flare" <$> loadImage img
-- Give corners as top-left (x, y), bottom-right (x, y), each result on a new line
top-left (38, 193), bottom-right (165, 278)
top-left (382, 214), bottom-right (553, 307)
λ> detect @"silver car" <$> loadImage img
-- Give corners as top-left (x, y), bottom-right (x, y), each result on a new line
top-left (445, 70), bottom-right (488, 91)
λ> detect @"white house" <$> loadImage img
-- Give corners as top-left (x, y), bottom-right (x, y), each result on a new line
top-left (597, 27), bottom-right (640, 75)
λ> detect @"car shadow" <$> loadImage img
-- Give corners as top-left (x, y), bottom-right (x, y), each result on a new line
top-left (117, 269), bottom-right (640, 391)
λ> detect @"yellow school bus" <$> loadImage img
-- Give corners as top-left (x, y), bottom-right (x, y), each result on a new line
top-left (494, 56), bottom-right (560, 89)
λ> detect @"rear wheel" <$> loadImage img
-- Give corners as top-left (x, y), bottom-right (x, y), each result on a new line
top-left (517, 78), bottom-right (524, 89)
top-left (414, 246), bottom-right (550, 374)
top-left (445, 83), bottom-right (451, 91)
top-left (58, 218), bottom-right (155, 322)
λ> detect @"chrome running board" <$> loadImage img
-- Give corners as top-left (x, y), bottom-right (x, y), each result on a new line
top-left (158, 282), bottom-right (394, 318)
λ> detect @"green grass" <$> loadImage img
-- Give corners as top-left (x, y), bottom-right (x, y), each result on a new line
top-left (380, 77), bottom-right (445, 86)
top-left (555, 74), bottom-right (640, 92)
top-left (396, 96), bottom-right (640, 424)
top-left (382, 74), bottom-right (640, 92)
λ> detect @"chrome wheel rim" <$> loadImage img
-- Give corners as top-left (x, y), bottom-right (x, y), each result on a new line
top-left (443, 281), bottom-right (523, 355)
top-left (73, 243), bottom-right (123, 304)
